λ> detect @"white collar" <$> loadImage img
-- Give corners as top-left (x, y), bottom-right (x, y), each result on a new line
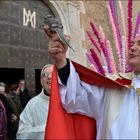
top-left (39, 89), bottom-right (50, 101)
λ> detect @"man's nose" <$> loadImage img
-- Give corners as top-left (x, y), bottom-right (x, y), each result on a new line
top-left (47, 73), bottom-right (52, 78)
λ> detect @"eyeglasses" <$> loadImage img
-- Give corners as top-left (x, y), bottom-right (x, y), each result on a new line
top-left (41, 72), bottom-right (52, 78)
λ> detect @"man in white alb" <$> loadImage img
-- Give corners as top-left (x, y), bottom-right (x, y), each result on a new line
top-left (16, 64), bottom-right (53, 140)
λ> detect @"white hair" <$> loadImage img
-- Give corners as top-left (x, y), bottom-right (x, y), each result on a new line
top-left (40, 64), bottom-right (53, 77)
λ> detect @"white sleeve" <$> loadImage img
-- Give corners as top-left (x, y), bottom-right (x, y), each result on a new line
top-left (58, 61), bottom-right (105, 119)
top-left (16, 103), bottom-right (45, 140)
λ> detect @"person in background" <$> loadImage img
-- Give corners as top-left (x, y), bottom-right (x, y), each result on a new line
top-left (0, 96), bottom-right (7, 140)
top-left (17, 64), bottom-right (53, 140)
top-left (0, 82), bottom-right (16, 140)
top-left (6, 84), bottom-right (23, 140)
top-left (19, 79), bottom-right (31, 109)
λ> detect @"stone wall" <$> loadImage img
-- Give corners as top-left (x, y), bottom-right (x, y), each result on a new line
top-left (46, 0), bottom-right (88, 66)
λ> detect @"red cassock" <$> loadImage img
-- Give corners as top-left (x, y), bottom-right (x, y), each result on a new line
top-left (44, 61), bottom-right (131, 139)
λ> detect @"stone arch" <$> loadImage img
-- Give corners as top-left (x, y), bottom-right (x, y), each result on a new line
top-left (42, 0), bottom-right (88, 66)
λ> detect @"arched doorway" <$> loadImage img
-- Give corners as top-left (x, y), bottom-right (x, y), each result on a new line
top-left (0, 0), bottom-right (57, 95)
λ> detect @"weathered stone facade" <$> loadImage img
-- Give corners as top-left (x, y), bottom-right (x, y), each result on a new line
top-left (45, 0), bottom-right (88, 66)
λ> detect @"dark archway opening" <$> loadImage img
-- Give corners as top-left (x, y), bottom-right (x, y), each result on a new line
top-left (35, 69), bottom-right (42, 95)
top-left (0, 68), bottom-right (24, 93)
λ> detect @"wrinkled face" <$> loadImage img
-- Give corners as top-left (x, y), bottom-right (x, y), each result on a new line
top-left (128, 35), bottom-right (140, 72)
top-left (40, 66), bottom-right (53, 95)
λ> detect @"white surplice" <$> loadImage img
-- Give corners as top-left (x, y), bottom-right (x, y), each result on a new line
top-left (16, 90), bottom-right (49, 140)
top-left (58, 61), bottom-right (139, 139)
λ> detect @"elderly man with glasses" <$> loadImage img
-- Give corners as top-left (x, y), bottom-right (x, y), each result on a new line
top-left (16, 64), bottom-right (53, 140)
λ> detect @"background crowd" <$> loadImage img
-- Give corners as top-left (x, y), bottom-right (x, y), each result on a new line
top-left (0, 79), bottom-right (31, 140)
top-left (0, 64), bottom-right (53, 140)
